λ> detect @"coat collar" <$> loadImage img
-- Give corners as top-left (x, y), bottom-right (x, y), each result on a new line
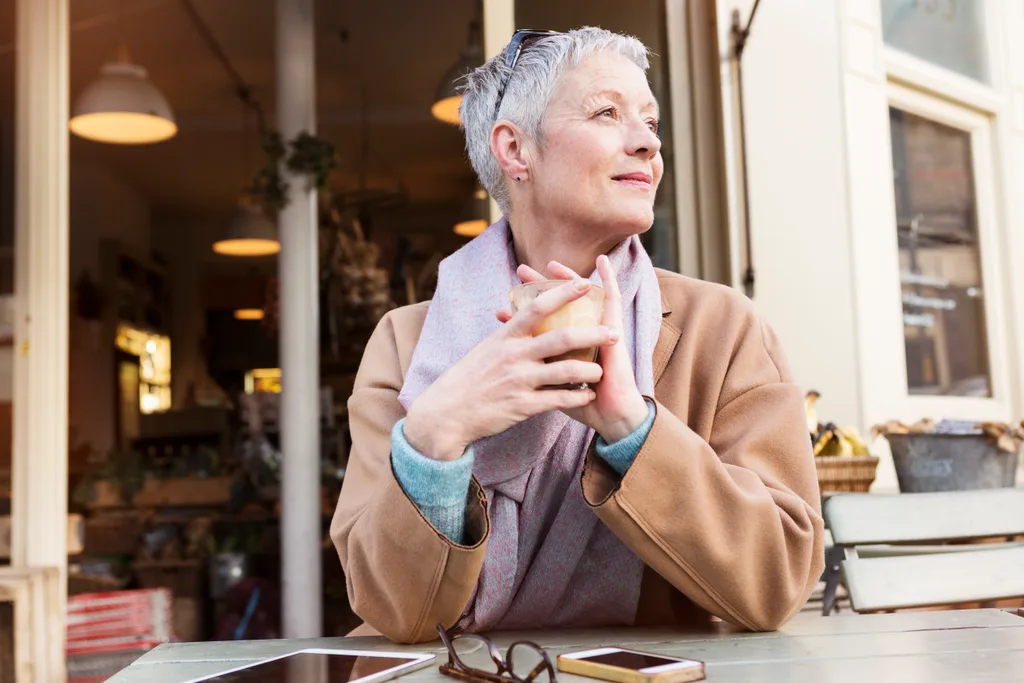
top-left (654, 276), bottom-right (679, 385)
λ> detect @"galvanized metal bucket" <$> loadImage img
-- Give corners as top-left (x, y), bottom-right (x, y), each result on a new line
top-left (886, 433), bottom-right (1020, 493)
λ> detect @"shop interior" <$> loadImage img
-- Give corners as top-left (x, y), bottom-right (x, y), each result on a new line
top-left (0, 0), bottom-right (676, 642)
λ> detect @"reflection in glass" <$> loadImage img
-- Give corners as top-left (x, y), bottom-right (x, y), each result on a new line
top-left (244, 368), bottom-right (282, 394)
top-left (514, 0), bottom-right (678, 271)
top-left (115, 324), bottom-right (172, 412)
top-left (880, 0), bottom-right (989, 83)
top-left (889, 108), bottom-right (990, 397)
top-left (117, 357), bottom-right (141, 447)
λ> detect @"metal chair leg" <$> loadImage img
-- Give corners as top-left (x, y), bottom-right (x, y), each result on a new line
top-left (821, 544), bottom-right (845, 616)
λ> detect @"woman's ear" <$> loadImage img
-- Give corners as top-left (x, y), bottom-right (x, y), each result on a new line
top-left (491, 121), bottom-right (531, 182)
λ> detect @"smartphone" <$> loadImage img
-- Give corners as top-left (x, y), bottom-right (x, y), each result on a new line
top-left (557, 647), bottom-right (705, 683)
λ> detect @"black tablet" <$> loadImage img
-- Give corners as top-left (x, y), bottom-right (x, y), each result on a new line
top-left (182, 649), bottom-right (436, 683)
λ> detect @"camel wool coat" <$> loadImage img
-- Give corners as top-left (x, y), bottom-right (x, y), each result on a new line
top-left (331, 270), bottom-right (825, 643)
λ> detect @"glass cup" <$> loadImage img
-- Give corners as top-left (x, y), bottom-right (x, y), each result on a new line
top-left (509, 280), bottom-right (605, 389)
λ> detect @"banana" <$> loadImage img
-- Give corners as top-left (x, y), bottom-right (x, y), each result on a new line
top-left (817, 424), bottom-right (852, 457)
top-left (841, 426), bottom-right (871, 456)
top-left (805, 389), bottom-right (873, 457)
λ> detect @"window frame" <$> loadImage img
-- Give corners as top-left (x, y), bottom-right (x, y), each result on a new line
top-left (880, 0), bottom-right (1007, 108)
top-left (881, 81), bottom-right (1014, 422)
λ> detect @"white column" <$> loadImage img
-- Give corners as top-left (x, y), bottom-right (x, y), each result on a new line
top-left (483, 0), bottom-right (514, 223)
top-left (11, 0), bottom-right (70, 597)
top-left (276, 0), bottom-right (322, 638)
top-left (664, 0), bottom-right (702, 279)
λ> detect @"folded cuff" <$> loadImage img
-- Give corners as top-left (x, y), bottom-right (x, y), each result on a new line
top-left (595, 399), bottom-right (656, 476)
top-left (391, 418), bottom-right (474, 543)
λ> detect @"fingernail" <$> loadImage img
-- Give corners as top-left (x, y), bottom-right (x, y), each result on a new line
top-left (607, 327), bottom-right (620, 341)
top-left (574, 279), bottom-right (590, 292)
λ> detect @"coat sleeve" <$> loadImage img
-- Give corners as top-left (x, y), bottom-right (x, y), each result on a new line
top-left (330, 311), bottom-right (489, 643)
top-left (581, 314), bottom-right (825, 631)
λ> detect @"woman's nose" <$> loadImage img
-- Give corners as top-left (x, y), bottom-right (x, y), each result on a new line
top-left (626, 119), bottom-right (661, 159)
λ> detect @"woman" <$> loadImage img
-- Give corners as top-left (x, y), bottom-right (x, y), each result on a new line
top-left (331, 27), bottom-right (824, 643)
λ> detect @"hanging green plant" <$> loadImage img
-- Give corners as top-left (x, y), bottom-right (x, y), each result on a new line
top-left (250, 130), bottom-right (337, 212)
top-left (288, 132), bottom-right (336, 190)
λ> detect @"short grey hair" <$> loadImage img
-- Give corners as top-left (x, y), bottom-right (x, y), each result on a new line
top-left (459, 27), bottom-right (650, 215)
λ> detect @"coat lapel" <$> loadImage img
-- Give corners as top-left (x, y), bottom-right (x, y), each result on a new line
top-left (653, 290), bottom-right (680, 386)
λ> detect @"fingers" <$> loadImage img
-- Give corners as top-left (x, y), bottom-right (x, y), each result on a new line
top-left (517, 261), bottom-right (583, 282)
top-left (528, 325), bottom-right (618, 360)
top-left (532, 387), bottom-right (597, 413)
top-left (496, 309), bottom-right (514, 323)
top-left (546, 260), bottom-right (584, 280)
top-left (516, 264), bottom-right (547, 282)
top-left (506, 279), bottom-right (591, 337)
top-left (596, 255), bottom-right (623, 331)
top-left (529, 360), bottom-right (603, 388)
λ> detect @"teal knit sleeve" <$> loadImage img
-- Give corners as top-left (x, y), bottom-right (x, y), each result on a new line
top-left (594, 400), bottom-right (656, 476)
top-left (390, 419), bottom-right (473, 544)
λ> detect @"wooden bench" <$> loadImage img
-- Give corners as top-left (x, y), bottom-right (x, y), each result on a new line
top-left (821, 488), bottom-right (1024, 615)
top-left (0, 566), bottom-right (63, 683)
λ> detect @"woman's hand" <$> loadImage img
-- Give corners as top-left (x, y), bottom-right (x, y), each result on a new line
top-left (403, 280), bottom-right (619, 461)
top-left (497, 256), bottom-right (650, 443)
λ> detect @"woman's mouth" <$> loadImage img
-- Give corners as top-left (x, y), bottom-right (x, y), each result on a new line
top-left (611, 172), bottom-right (653, 191)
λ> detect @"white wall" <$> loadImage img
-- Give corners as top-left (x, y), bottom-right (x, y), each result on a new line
top-left (998, 3), bottom-right (1024, 427)
top-left (714, 2), bottom-right (871, 456)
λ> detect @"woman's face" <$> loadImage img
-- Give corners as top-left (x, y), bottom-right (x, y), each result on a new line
top-left (527, 51), bottom-right (663, 241)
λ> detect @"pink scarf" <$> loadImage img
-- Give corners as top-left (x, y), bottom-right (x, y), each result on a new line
top-left (398, 218), bottom-right (662, 632)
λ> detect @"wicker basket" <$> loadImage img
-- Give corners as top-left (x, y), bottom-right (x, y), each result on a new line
top-left (815, 455), bottom-right (879, 493)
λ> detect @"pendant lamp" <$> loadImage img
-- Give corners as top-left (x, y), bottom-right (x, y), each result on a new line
top-left (214, 104), bottom-right (279, 257)
top-left (234, 308), bottom-right (265, 321)
top-left (70, 47), bottom-right (177, 144)
top-left (213, 199), bottom-right (280, 257)
top-left (453, 186), bottom-right (490, 237)
top-left (432, 20), bottom-right (482, 125)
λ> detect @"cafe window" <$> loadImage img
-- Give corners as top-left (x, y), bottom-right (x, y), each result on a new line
top-left (880, 0), bottom-right (990, 83)
top-left (115, 324), bottom-right (172, 413)
top-left (245, 368), bottom-right (282, 394)
top-left (514, 0), bottom-right (679, 272)
top-left (889, 107), bottom-right (991, 398)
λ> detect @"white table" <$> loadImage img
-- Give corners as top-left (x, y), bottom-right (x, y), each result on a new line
top-left (108, 609), bottom-right (1024, 683)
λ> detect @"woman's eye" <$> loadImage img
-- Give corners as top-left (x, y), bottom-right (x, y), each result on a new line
top-left (647, 119), bottom-right (660, 135)
top-left (598, 107), bottom-right (617, 118)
